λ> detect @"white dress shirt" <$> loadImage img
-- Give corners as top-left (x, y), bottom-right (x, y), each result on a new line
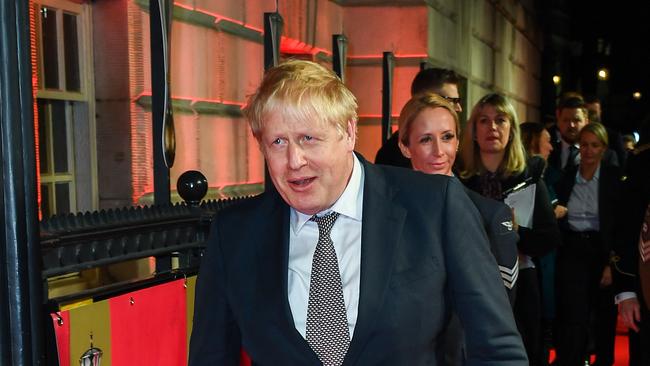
top-left (288, 155), bottom-right (364, 340)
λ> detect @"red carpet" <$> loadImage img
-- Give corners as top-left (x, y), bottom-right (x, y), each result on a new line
top-left (614, 330), bottom-right (629, 366)
top-left (549, 317), bottom-right (630, 365)
top-left (613, 317), bottom-right (630, 366)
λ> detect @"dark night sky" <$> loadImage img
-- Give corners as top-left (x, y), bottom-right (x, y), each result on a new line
top-left (567, 0), bottom-right (650, 134)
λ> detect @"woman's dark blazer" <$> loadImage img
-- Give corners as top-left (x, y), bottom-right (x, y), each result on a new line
top-left (462, 157), bottom-right (562, 258)
top-left (555, 162), bottom-right (622, 266)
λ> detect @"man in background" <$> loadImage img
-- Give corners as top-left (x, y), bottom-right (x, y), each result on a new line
top-left (374, 68), bottom-right (462, 168)
top-left (584, 95), bottom-right (627, 166)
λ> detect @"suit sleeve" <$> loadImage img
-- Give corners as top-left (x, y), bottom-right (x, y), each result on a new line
top-left (188, 216), bottom-right (242, 366)
top-left (612, 156), bottom-right (647, 294)
top-left (517, 179), bottom-right (562, 257)
top-left (442, 178), bottom-right (528, 365)
top-left (599, 167), bottom-right (623, 266)
top-left (487, 202), bottom-right (520, 304)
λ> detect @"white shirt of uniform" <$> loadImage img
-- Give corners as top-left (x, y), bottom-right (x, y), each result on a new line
top-left (288, 154), bottom-right (364, 340)
top-left (567, 163), bottom-right (601, 232)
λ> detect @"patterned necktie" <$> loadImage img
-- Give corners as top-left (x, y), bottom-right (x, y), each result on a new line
top-left (306, 211), bottom-right (350, 366)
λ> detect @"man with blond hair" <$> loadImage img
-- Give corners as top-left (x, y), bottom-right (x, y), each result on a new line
top-left (189, 60), bottom-right (526, 366)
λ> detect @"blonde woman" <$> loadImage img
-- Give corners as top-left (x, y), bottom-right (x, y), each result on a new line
top-left (460, 93), bottom-right (561, 366)
top-left (554, 123), bottom-right (622, 366)
top-left (398, 92), bottom-right (520, 365)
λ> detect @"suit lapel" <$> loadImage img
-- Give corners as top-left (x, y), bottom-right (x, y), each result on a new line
top-left (344, 160), bottom-right (406, 365)
top-left (548, 127), bottom-right (563, 170)
top-left (254, 191), bottom-right (320, 363)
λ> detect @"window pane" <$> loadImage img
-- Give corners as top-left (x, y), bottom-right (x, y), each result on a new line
top-left (41, 6), bottom-right (59, 89)
top-left (51, 101), bottom-right (69, 173)
top-left (55, 182), bottom-right (71, 215)
top-left (41, 183), bottom-right (51, 218)
top-left (63, 13), bottom-right (80, 92)
top-left (38, 101), bottom-right (49, 174)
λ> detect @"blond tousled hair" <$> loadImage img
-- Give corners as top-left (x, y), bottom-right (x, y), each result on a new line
top-left (579, 122), bottom-right (609, 147)
top-left (243, 60), bottom-right (358, 140)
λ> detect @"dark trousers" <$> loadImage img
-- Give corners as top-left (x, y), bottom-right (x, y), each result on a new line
top-left (555, 231), bottom-right (605, 366)
top-left (515, 267), bottom-right (543, 366)
top-left (591, 285), bottom-right (617, 365)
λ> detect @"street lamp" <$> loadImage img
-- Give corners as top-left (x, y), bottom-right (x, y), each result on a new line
top-left (552, 75), bottom-right (561, 85)
top-left (597, 68), bottom-right (609, 80)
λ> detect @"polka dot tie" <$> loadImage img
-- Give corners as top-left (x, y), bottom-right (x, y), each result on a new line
top-left (306, 211), bottom-right (350, 366)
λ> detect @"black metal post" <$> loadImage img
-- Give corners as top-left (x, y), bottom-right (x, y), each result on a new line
top-left (264, 12), bottom-right (283, 72)
top-left (332, 34), bottom-right (348, 82)
top-left (149, 0), bottom-right (174, 206)
top-left (150, 0), bottom-right (176, 275)
top-left (381, 52), bottom-right (395, 146)
top-left (263, 12), bottom-right (283, 192)
top-left (0, 1), bottom-right (45, 365)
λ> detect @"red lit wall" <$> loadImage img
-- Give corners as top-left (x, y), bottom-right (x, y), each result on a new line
top-left (102, 1), bottom-right (542, 203)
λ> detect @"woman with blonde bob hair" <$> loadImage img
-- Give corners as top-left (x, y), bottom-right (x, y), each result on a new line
top-left (554, 122), bottom-right (622, 366)
top-left (459, 93), bottom-right (561, 366)
top-left (460, 93), bottom-right (527, 179)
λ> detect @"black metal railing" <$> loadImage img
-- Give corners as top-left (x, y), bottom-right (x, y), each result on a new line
top-left (40, 196), bottom-right (248, 303)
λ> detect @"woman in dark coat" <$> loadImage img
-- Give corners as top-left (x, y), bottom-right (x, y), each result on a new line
top-left (459, 94), bottom-right (561, 366)
top-left (554, 122), bottom-right (622, 366)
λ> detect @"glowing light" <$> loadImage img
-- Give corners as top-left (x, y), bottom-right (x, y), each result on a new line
top-left (348, 53), bottom-right (428, 59)
top-left (280, 37), bottom-right (331, 56)
top-left (633, 91), bottom-right (642, 100)
top-left (552, 75), bottom-right (561, 85)
top-left (29, 1), bottom-right (42, 218)
top-left (597, 68), bottom-right (609, 80)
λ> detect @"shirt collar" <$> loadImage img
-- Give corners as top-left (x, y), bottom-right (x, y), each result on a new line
top-left (576, 163), bottom-right (601, 183)
top-left (561, 137), bottom-right (579, 150)
top-left (290, 154), bottom-right (365, 234)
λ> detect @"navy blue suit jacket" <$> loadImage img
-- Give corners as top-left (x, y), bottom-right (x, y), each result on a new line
top-left (189, 156), bottom-right (527, 365)
top-left (612, 146), bottom-right (650, 295)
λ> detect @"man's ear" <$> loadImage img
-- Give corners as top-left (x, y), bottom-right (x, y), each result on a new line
top-left (346, 119), bottom-right (357, 146)
top-left (398, 140), bottom-right (412, 159)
